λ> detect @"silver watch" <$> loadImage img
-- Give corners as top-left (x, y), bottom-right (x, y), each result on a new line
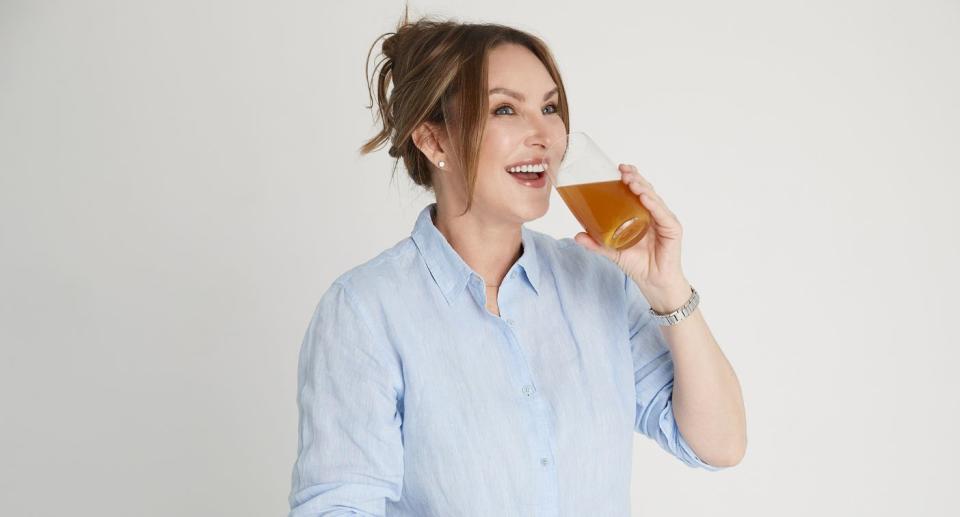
top-left (648, 285), bottom-right (699, 326)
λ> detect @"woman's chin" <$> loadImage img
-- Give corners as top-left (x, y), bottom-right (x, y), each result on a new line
top-left (515, 199), bottom-right (550, 223)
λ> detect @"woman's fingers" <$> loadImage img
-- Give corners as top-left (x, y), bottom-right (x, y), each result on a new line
top-left (634, 184), bottom-right (667, 211)
top-left (623, 173), bottom-right (667, 209)
top-left (618, 163), bottom-right (653, 190)
top-left (574, 232), bottom-right (619, 260)
top-left (640, 189), bottom-right (677, 224)
top-left (618, 164), bottom-right (678, 224)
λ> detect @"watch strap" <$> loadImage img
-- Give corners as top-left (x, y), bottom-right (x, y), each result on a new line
top-left (648, 285), bottom-right (699, 326)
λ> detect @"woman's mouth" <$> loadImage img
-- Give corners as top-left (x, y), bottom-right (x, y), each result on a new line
top-left (505, 162), bottom-right (548, 188)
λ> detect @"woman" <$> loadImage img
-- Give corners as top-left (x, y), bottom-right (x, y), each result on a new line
top-left (290, 14), bottom-right (746, 517)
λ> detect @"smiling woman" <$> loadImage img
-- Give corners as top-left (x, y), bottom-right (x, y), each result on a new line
top-left (289, 7), bottom-right (743, 517)
top-left (358, 12), bottom-right (570, 217)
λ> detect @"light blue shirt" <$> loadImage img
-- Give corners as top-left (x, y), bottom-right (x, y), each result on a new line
top-left (290, 203), bottom-right (725, 517)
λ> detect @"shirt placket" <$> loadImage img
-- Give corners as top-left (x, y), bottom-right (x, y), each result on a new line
top-left (484, 270), bottom-right (561, 517)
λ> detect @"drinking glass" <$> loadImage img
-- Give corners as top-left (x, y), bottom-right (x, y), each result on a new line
top-left (546, 132), bottom-right (652, 250)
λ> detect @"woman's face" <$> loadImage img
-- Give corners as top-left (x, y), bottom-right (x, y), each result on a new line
top-left (441, 43), bottom-right (568, 225)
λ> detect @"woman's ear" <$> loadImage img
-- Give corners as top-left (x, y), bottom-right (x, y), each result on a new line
top-left (411, 122), bottom-right (447, 166)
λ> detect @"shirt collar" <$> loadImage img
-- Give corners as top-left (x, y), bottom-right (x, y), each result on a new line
top-left (517, 226), bottom-right (542, 295)
top-left (411, 203), bottom-right (541, 305)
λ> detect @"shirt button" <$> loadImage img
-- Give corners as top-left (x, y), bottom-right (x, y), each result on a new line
top-left (510, 271), bottom-right (518, 279)
top-left (522, 384), bottom-right (536, 397)
top-left (540, 457), bottom-right (550, 467)
top-left (504, 318), bottom-right (515, 327)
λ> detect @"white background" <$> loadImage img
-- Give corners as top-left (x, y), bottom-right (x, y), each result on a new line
top-left (2, 1), bottom-right (958, 515)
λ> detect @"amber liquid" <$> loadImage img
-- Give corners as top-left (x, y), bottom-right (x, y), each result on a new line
top-left (556, 179), bottom-right (652, 250)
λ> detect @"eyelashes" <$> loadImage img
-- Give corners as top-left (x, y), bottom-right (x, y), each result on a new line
top-left (492, 103), bottom-right (560, 116)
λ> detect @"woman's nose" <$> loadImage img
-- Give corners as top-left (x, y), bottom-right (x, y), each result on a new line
top-left (525, 119), bottom-right (555, 150)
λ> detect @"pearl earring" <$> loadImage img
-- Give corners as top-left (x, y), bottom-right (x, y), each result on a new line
top-left (438, 160), bottom-right (445, 168)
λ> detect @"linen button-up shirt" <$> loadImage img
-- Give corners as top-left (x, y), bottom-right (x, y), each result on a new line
top-left (289, 203), bottom-right (724, 517)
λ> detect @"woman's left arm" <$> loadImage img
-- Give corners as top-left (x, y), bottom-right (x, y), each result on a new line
top-left (574, 163), bottom-right (747, 468)
top-left (643, 279), bottom-right (747, 467)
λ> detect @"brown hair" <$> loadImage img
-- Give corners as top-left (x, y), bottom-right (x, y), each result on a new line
top-left (359, 9), bottom-right (570, 213)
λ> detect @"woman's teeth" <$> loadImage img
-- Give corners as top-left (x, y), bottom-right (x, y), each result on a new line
top-left (506, 163), bottom-right (547, 173)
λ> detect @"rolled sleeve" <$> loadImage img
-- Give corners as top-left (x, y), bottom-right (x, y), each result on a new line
top-left (625, 275), bottom-right (728, 472)
top-left (289, 282), bottom-right (405, 516)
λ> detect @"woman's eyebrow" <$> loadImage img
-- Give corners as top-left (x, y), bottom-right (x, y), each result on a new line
top-left (488, 86), bottom-right (559, 102)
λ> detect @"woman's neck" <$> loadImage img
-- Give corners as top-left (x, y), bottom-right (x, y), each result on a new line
top-left (432, 204), bottom-right (522, 288)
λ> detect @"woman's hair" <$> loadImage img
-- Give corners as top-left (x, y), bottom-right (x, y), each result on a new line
top-left (359, 9), bottom-right (570, 212)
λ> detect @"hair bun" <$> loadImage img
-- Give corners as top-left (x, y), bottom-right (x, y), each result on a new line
top-left (381, 33), bottom-right (399, 61)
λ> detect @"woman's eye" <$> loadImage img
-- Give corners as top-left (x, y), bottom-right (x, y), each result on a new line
top-left (493, 103), bottom-right (559, 116)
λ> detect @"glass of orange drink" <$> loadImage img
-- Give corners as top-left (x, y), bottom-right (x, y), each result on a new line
top-left (547, 132), bottom-right (652, 251)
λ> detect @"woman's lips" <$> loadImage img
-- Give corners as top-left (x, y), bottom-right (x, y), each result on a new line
top-left (507, 170), bottom-right (547, 188)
